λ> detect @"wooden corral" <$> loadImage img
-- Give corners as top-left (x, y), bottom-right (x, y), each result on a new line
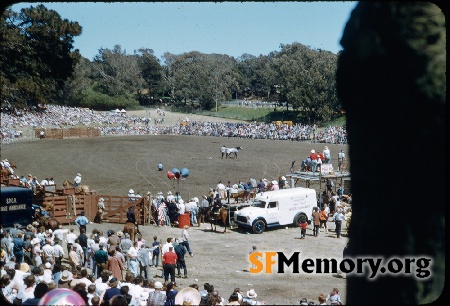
top-left (34, 127), bottom-right (100, 139)
top-left (40, 193), bottom-right (151, 226)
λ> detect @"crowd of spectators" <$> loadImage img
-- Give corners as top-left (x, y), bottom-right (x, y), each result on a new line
top-left (1, 105), bottom-right (347, 144)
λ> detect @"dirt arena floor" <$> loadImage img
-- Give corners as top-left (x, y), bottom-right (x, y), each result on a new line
top-left (2, 110), bottom-right (349, 305)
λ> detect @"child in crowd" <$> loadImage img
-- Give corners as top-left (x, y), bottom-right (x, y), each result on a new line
top-left (300, 219), bottom-right (307, 239)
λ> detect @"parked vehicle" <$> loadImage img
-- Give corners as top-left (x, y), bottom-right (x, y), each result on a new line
top-left (1, 186), bottom-right (34, 229)
top-left (234, 187), bottom-right (316, 234)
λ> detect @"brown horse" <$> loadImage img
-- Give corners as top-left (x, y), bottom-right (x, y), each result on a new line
top-left (229, 190), bottom-right (245, 203)
top-left (207, 208), bottom-right (229, 233)
top-left (123, 221), bottom-right (138, 241)
top-left (63, 180), bottom-right (90, 194)
top-left (37, 216), bottom-right (60, 230)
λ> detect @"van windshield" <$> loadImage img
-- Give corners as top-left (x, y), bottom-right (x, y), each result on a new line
top-left (251, 200), bottom-right (266, 208)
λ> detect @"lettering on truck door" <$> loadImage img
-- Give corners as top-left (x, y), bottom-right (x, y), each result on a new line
top-left (265, 201), bottom-right (278, 225)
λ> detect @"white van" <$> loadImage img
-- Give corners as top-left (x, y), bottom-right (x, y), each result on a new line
top-left (234, 187), bottom-right (316, 234)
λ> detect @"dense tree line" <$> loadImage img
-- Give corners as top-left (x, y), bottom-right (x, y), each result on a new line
top-left (2, 5), bottom-right (341, 122)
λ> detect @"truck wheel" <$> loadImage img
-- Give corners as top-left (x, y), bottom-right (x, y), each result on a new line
top-left (294, 213), bottom-right (306, 227)
top-left (252, 220), bottom-right (265, 234)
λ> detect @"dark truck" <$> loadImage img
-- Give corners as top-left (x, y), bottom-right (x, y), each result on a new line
top-left (1, 186), bottom-right (34, 229)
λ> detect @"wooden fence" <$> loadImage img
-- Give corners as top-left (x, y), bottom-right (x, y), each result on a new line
top-left (40, 193), bottom-right (151, 226)
top-left (34, 127), bottom-right (100, 139)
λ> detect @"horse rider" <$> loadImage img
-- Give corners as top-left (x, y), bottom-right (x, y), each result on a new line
top-left (211, 194), bottom-right (222, 219)
top-left (73, 173), bottom-right (82, 187)
top-left (126, 206), bottom-right (140, 233)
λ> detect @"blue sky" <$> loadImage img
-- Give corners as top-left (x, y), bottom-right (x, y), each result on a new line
top-left (10, 2), bottom-right (358, 61)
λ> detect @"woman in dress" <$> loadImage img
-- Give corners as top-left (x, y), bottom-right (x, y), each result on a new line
top-left (107, 249), bottom-right (124, 281)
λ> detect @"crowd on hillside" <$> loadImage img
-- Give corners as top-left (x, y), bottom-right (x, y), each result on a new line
top-left (1, 106), bottom-right (347, 144)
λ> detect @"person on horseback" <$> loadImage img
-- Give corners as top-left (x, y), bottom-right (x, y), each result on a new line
top-left (126, 206), bottom-right (139, 233)
top-left (211, 194), bottom-right (222, 219)
top-left (73, 173), bottom-right (82, 187)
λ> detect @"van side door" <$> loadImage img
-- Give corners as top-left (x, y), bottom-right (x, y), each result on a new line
top-left (265, 201), bottom-right (279, 225)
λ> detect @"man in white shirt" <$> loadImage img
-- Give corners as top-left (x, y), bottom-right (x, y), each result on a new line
top-left (160, 237), bottom-right (173, 278)
top-left (40, 178), bottom-right (49, 186)
top-left (177, 199), bottom-right (185, 215)
top-left (216, 181), bottom-right (226, 199)
top-left (52, 225), bottom-right (69, 246)
top-left (41, 239), bottom-right (55, 268)
top-left (65, 228), bottom-right (77, 255)
top-left (52, 238), bottom-right (65, 266)
top-left (73, 173), bottom-right (82, 187)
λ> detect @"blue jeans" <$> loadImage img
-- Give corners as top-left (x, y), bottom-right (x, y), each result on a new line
top-left (310, 160), bottom-right (318, 173)
top-left (152, 252), bottom-right (159, 267)
top-left (181, 241), bottom-right (192, 255)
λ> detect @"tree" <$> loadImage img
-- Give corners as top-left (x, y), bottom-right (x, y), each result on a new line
top-left (0, 5), bottom-right (82, 107)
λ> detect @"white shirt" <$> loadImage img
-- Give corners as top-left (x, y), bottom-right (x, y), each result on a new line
top-left (52, 229), bottom-right (69, 242)
top-left (40, 179), bottom-right (49, 186)
top-left (182, 229), bottom-right (190, 241)
top-left (53, 244), bottom-right (65, 257)
top-left (177, 203), bottom-right (185, 215)
top-left (161, 242), bottom-right (173, 255)
top-left (74, 175), bottom-right (82, 184)
top-left (41, 244), bottom-right (54, 257)
top-left (128, 246), bottom-right (138, 259)
top-left (66, 232), bottom-right (77, 244)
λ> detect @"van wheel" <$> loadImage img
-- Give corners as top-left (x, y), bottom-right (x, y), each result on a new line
top-left (294, 213), bottom-right (306, 226)
top-left (252, 220), bottom-right (265, 234)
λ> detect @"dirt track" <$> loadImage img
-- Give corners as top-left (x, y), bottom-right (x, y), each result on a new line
top-left (1, 112), bottom-right (349, 305)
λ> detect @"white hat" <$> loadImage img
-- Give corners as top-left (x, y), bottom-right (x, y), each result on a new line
top-left (20, 263), bottom-right (30, 273)
top-left (324, 146), bottom-right (328, 149)
top-left (77, 173), bottom-right (81, 177)
top-left (247, 289), bottom-right (257, 298)
top-left (167, 191), bottom-right (172, 195)
top-left (311, 149), bottom-right (315, 153)
top-left (47, 229), bottom-right (52, 234)
top-left (4, 159), bottom-right (8, 162)
top-left (45, 262), bottom-right (52, 269)
top-left (60, 270), bottom-right (73, 281)
top-left (272, 180), bottom-right (278, 185)
top-left (98, 198), bottom-right (104, 202)
top-left (281, 176), bottom-right (286, 181)
top-left (129, 189), bottom-right (134, 194)
top-left (158, 191), bottom-right (163, 195)
top-left (154, 281), bottom-right (163, 289)
top-left (175, 287), bottom-right (201, 306)
top-left (31, 237), bottom-right (41, 245)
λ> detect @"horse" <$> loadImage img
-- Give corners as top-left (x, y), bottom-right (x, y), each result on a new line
top-left (124, 221), bottom-right (138, 242)
top-left (225, 146), bottom-right (242, 159)
top-left (207, 208), bottom-right (229, 233)
top-left (36, 215), bottom-right (60, 230)
top-left (229, 189), bottom-right (246, 203)
top-left (63, 180), bottom-right (90, 194)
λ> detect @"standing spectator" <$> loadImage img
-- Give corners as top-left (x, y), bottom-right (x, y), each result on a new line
top-left (180, 225), bottom-right (193, 257)
top-left (120, 233), bottom-right (132, 270)
top-left (185, 198), bottom-right (198, 226)
top-left (73, 173), bottom-right (82, 187)
top-left (147, 281), bottom-right (166, 306)
top-left (75, 211), bottom-right (89, 234)
top-left (52, 238), bottom-right (65, 267)
top-left (309, 150), bottom-right (318, 175)
top-left (52, 224), bottom-right (69, 246)
top-left (78, 228), bottom-right (88, 266)
top-left (107, 249), bottom-right (124, 281)
top-left (217, 181), bottom-right (226, 199)
top-left (300, 219), bottom-right (307, 239)
top-left (257, 179), bottom-right (265, 193)
top-left (312, 207), bottom-right (321, 237)
top-left (1, 231), bottom-right (12, 263)
top-left (174, 238), bottom-right (187, 278)
top-left (151, 236), bottom-right (161, 268)
top-left (320, 207), bottom-right (329, 233)
top-left (66, 229), bottom-right (77, 255)
top-left (12, 233), bottom-right (25, 264)
top-left (336, 184), bottom-right (345, 199)
top-left (41, 239), bottom-right (55, 268)
top-left (333, 210), bottom-right (347, 238)
top-left (31, 237), bottom-right (42, 266)
top-left (162, 246), bottom-right (177, 285)
top-left (221, 145), bottom-right (226, 159)
top-left (69, 245), bottom-right (81, 270)
top-left (337, 150), bottom-right (346, 172)
top-left (323, 146), bottom-right (331, 164)
top-left (107, 230), bottom-right (120, 253)
top-left (137, 244), bottom-right (152, 280)
top-left (127, 242), bottom-right (139, 278)
top-left (94, 243), bottom-right (108, 277)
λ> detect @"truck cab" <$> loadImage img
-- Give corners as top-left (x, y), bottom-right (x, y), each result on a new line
top-left (234, 187), bottom-right (316, 234)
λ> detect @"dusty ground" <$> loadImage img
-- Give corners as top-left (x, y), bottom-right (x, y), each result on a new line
top-left (2, 110), bottom-right (349, 305)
